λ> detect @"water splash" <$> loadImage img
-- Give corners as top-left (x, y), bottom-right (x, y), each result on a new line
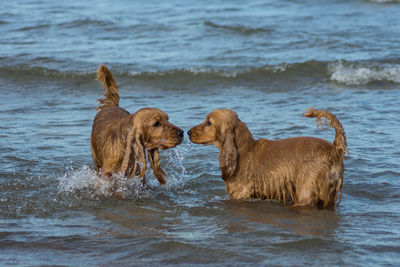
top-left (57, 165), bottom-right (96, 193)
top-left (57, 165), bottom-right (148, 199)
top-left (161, 142), bottom-right (192, 189)
top-left (57, 144), bottom-right (191, 199)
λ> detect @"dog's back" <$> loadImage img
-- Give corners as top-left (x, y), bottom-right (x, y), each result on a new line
top-left (256, 110), bottom-right (347, 208)
top-left (93, 106), bottom-right (129, 130)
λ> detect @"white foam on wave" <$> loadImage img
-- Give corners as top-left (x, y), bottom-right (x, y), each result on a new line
top-left (369, 0), bottom-right (400, 3)
top-left (329, 61), bottom-right (400, 85)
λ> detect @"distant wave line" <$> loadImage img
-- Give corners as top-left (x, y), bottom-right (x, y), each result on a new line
top-left (203, 20), bottom-right (274, 35)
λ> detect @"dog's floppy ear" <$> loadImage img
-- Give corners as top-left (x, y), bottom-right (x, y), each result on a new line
top-left (148, 148), bottom-right (167, 185)
top-left (219, 128), bottom-right (238, 181)
top-left (120, 127), bottom-right (146, 178)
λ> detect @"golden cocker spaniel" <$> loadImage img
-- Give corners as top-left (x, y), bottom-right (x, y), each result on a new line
top-left (188, 108), bottom-right (348, 208)
top-left (90, 65), bottom-right (184, 185)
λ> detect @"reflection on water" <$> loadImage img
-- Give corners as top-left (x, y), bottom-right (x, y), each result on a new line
top-left (221, 200), bottom-right (340, 237)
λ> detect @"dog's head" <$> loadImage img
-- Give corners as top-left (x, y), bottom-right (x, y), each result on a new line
top-left (188, 109), bottom-right (239, 180)
top-left (121, 108), bottom-right (183, 184)
top-left (133, 108), bottom-right (184, 150)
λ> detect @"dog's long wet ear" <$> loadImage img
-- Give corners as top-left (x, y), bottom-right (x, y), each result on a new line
top-left (133, 130), bottom-right (146, 178)
top-left (219, 129), bottom-right (238, 181)
top-left (148, 148), bottom-right (167, 185)
top-left (120, 127), bottom-right (146, 178)
top-left (120, 127), bottom-right (135, 177)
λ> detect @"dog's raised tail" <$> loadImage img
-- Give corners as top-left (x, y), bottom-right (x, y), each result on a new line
top-left (303, 108), bottom-right (348, 163)
top-left (96, 64), bottom-right (119, 110)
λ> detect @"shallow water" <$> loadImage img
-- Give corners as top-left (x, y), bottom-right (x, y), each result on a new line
top-left (1, 0), bottom-right (400, 266)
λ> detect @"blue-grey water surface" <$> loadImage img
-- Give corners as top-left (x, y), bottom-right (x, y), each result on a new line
top-left (1, 0), bottom-right (400, 265)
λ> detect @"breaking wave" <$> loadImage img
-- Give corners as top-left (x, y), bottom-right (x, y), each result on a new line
top-left (369, 0), bottom-right (400, 3)
top-left (1, 58), bottom-right (399, 88)
top-left (328, 61), bottom-right (400, 85)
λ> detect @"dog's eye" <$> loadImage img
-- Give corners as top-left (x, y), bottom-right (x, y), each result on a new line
top-left (205, 121), bottom-right (211, 126)
top-left (153, 121), bottom-right (161, 127)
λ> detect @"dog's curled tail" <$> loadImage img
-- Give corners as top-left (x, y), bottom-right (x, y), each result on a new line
top-left (303, 108), bottom-right (348, 163)
top-left (96, 64), bottom-right (120, 110)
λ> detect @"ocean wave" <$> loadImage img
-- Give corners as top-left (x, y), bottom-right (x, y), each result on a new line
top-left (16, 23), bottom-right (51, 32)
top-left (328, 61), bottom-right (400, 85)
top-left (1, 59), bottom-right (399, 88)
top-left (57, 18), bottom-right (112, 29)
top-left (125, 61), bottom-right (325, 81)
top-left (0, 60), bottom-right (323, 81)
top-left (0, 63), bottom-right (94, 80)
top-left (203, 21), bottom-right (274, 35)
top-left (368, 0), bottom-right (400, 3)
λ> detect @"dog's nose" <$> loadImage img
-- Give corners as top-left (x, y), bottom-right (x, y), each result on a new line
top-left (187, 129), bottom-right (192, 136)
top-left (177, 129), bottom-right (184, 138)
